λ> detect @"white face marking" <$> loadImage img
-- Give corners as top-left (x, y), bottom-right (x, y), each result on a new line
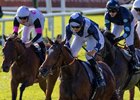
top-left (48, 48), bottom-right (54, 55)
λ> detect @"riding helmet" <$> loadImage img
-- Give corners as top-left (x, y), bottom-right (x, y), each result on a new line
top-left (106, 0), bottom-right (120, 12)
top-left (69, 12), bottom-right (84, 27)
top-left (17, 6), bottom-right (30, 19)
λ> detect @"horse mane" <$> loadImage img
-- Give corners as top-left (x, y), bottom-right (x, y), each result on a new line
top-left (6, 35), bottom-right (26, 49)
top-left (64, 46), bottom-right (73, 56)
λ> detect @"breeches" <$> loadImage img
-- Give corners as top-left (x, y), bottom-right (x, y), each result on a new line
top-left (71, 35), bottom-right (104, 60)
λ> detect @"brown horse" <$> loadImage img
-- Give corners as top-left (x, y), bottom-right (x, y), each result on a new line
top-left (99, 32), bottom-right (140, 100)
top-left (39, 39), bottom-right (116, 100)
top-left (1, 35), bottom-right (59, 100)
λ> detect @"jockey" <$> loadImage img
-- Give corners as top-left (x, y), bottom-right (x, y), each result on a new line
top-left (65, 12), bottom-right (106, 87)
top-left (104, 0), bottom-right (140, 70)
top-left (131, 0), bottom-right (140, 39)
top-left (13, 6), bottom-right (45, 62)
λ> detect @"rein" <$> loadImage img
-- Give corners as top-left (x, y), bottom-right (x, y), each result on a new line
top-left (48, 45), bottom-right (76, 74)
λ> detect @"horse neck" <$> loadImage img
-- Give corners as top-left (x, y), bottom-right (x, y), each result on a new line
top-left (61, 60), bottom-right (82, 81)
top-left (15, 42), bottom-right (26, 56)
top-left (13, 43), bottom-right (25, 63)
top-left (103, 39), bottom-right (116, 66)
top-left (60, 49), bottom-right (82, 80)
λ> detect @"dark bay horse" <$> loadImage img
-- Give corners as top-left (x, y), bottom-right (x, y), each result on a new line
top-left (1, 35), bottom-right (59, 100)
top-left (99, 32), bottom-right (140, 100)
top-left (39, 39), bottom-right (116, 100)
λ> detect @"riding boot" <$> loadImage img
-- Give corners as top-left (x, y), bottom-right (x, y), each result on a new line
top-left (88, 59), bottom-right (106, 87)
top-left (38, 41), bottom-right (46, 63)
top-left (128, 45), bottom-right (140, 70)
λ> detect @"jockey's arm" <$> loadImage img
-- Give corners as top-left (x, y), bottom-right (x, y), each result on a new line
top-left (104, 13), bottom-right (111, 31)
top-left (88, 25), bottom-right (101, 52)
top-left (13, 17), bottom-right (20, 35)
top-left (113, 19), bottom-right (131, 43)
top-left (118, 19), bottom-right (131, 40)
top-left (32, 18), bottom-right (42, 43)
top-left (64, 25), bottom-right (73, 48)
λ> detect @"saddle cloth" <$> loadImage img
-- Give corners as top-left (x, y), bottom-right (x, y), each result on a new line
top-left (81, 61), bottom-right (94, 84)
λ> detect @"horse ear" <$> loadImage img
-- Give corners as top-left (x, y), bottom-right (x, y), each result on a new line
top-left (61, 39), bottom-right (66, 45)
top-left (3, 34), bottom-right (7, 41)
top-left (46, 37), bottom-right (54, 45)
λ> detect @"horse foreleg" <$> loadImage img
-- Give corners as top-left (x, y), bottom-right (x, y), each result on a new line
top-left (129, 87), bottom-right (135, 100)
top-left (38, 77), bottom-right (47, 93)
top-left (11, 79), bottom-right (18, 100)
top-left (119, 90), bottom-right (125, 100)
top-left (45, 70), bottom-right (59, 100)
top-left (19, 81), bottom-right (28, 100)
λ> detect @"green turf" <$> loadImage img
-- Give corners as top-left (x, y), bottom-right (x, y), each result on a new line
top-left (0, 15), bottom-right (140, 100)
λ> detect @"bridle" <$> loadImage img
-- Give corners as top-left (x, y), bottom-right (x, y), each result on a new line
top-left (47, 44), bottom-right (76, 75)
top-left (3, 38), bottom-right (26, 64)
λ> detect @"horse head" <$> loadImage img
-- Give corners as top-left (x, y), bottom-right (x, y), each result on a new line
top-left (39, 37), bottom-right (69, 78)
top-left (2, 35), bottom-right (25, 72)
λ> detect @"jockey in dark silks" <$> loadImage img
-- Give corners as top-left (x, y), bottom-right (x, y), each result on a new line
top-left (65, 12), bottom-right (106, 87)
top-left (104, 0), bottom-right (140, 70)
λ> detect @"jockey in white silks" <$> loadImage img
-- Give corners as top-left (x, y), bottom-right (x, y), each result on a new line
top-left (104, 0), bottom-right (140, 70)
top-left (131, 0), bottom-right (140, 39)
top-left (64, 12), bottom-right (106, 87)
top-left (13, 6), bottom-right (45, 62)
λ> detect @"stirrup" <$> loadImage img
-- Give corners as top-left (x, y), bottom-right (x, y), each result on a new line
top-left (97, 79), bottom-right (106, 87)
top-left (97, 76), bottom-right (106, 87)
top-left (133, 65), bottom-right (140, 70)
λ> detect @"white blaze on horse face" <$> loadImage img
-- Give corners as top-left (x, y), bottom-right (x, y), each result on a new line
top-left (48, 48), bottom-right (54, 55)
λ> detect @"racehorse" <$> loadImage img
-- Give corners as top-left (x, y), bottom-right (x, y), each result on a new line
top-left (99, 32), bottom-right (140, 100)
top-left (39, 38), bottom-right (116, 100)
top-left (1, 35), bottom-right (59, 100)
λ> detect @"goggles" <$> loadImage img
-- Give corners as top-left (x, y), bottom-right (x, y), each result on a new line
top-left (19, 16), bottom-right (28, 20)
top-left (71, 25), bottom-right (81, 29)
top-left (108, 9), bottom-right (117, 13)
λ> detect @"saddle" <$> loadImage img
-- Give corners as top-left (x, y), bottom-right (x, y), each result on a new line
top-left (80, 60), bottom-right (103, 86)
top-left (80, 60), bottom-right (104, 99)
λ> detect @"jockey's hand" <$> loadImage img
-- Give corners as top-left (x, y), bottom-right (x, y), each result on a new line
top-left (25, 41), bottom-right (33, 48)
top-left (113, 37), bottom-right (123, 45)
top-left (13, 32), bottom-right (18, 38)
top-left (87, 50), bottom-right (96, 57)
